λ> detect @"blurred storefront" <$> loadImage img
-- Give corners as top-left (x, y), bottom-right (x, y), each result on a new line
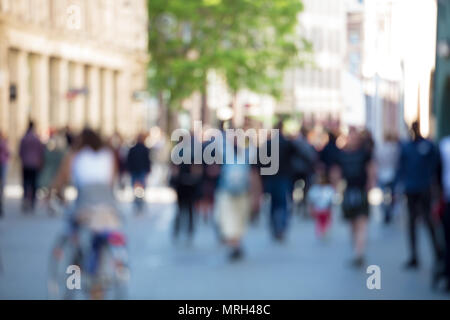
top-left (0, 0), bottom-right (149, 148)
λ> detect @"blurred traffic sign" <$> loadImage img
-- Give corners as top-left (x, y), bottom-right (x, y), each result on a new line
top-left (66, 87), bottom-right (88, 100)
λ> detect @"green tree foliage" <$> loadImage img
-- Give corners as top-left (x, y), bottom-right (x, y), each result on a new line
top-left (148, 0), bottom-right (310, 113)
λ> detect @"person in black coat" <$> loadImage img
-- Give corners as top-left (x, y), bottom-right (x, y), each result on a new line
top-left (260, 121), bottom-right (296, 241)
top-left (127, 133), bottom-right (151, 211)
top-left (169, 133), bottom-right (203, 242)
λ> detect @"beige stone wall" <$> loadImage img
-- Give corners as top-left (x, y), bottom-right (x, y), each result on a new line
top-left (0, 0), bottom-right (149, 148)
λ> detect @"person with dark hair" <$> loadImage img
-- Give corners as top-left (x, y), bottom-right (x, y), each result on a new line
top-left (320, 130), bottom-right (340, 176)
top-left (19, 121), bottom-right (45, 212)
top-left (52, 128), bottom-right (118, 212)
top-left (0, 131), bottom-right (10, 217)
top-left (290, 126), bottom-right (318, 217)
top-left (127, 133), bottom-right (151, 213)
top-left (170, 132), bottom-right (202, 243)
top-left (73, 128), bottom-right (103, 151)
top-left (50, 128), bottom-right (122, 299)
top-left (262, 121), bottom-right (295, 242)
top-left (334, 127), bottom-right (376, 268)
top-left (396, 121), bottom-right (443, 270)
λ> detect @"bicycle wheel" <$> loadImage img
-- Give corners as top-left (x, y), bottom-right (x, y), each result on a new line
top-left (47, 235), bottom-right (82, 300)
top-left (95, 243), bottom-right (130, 300)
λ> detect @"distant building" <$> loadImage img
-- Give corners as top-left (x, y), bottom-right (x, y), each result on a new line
top-left (0, 0), bottom-right (149, 148)
top-left (282, 0), bottom-right (347, 123)
top-left (360, 0), bottom-right (437, 142)
top-left (346, 3), bottom-right (364, 77)
top-left (341, 0), bottom-right (365, 128)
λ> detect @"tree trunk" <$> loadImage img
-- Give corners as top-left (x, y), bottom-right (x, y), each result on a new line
top-left (201, 86), bottom-right (209, 126)
top-left (231, 91), bottom-right (238, 128)
top-left (158, 91), bottom-right (168, 134)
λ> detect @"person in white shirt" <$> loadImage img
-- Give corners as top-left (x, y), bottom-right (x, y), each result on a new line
top-left (50, 128), bottom-right (122, 300)
top-left (375, 132), bottom-right (400, 224)
top-left (51, 128), bottom-right (119, 230)
top-left (307, 167), bottom-right (335, 239)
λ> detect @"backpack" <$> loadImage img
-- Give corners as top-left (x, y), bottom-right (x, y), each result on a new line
top-left (220, 163), bottom-right (251, 195)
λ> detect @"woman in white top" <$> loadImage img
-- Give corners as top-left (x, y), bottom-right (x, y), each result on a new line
top-left (50, 129), bottom-right (124, 300)
top-left (52, 129), bottom-right (119, 228)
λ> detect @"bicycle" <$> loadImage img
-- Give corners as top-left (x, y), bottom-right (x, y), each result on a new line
top-left (47, 206), bottom-right (130, 300)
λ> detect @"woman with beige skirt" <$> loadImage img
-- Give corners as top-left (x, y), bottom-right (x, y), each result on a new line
top-left (214, 145), bottom-right (262, 261)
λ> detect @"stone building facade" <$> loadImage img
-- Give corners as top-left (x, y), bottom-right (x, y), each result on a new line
top-left (0, 0), bottom-right (149, 148)
top-left (283, 0), bottom-right (347, 120)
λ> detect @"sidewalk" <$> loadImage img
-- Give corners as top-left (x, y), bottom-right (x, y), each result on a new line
top-left (3, 162), bottom-right (175, 203)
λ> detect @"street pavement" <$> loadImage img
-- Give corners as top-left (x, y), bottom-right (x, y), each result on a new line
top-left (0, 189), bottom-right (449, 300)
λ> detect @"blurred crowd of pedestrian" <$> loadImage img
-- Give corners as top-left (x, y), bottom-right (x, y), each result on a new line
top-left (167, 117), bottom-right (450, 293)
top-left (0, 122), bottom-right (158, 217)
top-left (1, 115), bottom-right (450, 294)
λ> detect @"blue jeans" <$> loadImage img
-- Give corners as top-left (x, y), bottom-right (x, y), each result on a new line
top-left (131, 172), bottom-right (147, 211)
top-left (131, 172), bottom-right (147, 188)
top-left (267, 175), bottom-right (291, 237)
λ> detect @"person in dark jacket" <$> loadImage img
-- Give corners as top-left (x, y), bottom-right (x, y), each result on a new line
top-left (127, 133), bottom-right (151, 212)
top-left (170, 133), bottom-right (202, 242)
top-left (396, 121), bottom-right (443, 270)
top-left (262, 121), bottom-right (295, 241)
top-left (335, 127), bottom-right (376, 268)
top-left (198, 136), bottom-right (221, 223)
top-left (320, 130), bottom-right (340, 175)
top-left (19, 121), bottom-right (45, 212)
top-left (290, 127), bottom-right (318, 217)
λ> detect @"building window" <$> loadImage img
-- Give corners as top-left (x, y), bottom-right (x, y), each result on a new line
top-left (349, 31), bottom-right (360, 45)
